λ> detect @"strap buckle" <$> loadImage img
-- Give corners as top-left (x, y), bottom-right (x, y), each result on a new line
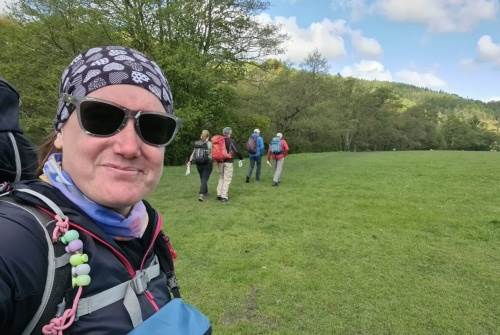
top-left (131, 270), bottom-right (150, 295)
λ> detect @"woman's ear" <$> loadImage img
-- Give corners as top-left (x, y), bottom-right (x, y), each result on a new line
top-left (54, 131), bottom-right (63, 150)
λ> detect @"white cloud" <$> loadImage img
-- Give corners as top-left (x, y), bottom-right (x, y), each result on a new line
top-left (0, 0), bottom-right (13, 14)
top-left (477, 35), bottom-right (500, 65)
top-left (340, 61), bottom-right (448, 90)
top-left (336, 0), bottom-right (499, 33)
top-left (395, 69), bottom-right (447, 89)
top-left (485, 96), bottom-right (500, 102)
top-left (459, 58), bottom-right (476, 67)
top-left (351, 30), bottom-right (383, 58)
top-left (256, 14), bottom-right (383, 63)
top-left (265, 15), bottom-right (347, 63)
top-left (341, 60), bottom-right (393, 81)
top-left (331, 0), bottom-right (369, 21)
top-left (376, 0), bottom-right (498, 32)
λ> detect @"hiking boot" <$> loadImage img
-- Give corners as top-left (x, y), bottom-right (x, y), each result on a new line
top-left (221, 198), bottom-right (229, 204)
top-left (198, 194), bottom-right (204, 202)
top-left (217, 196), bottom-right (222, 200)
top-left (272, 182), bottom-right (279, 186)
top-left (245, 176), bottom-right (250, 183)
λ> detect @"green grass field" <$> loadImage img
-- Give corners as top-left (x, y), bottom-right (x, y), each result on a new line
top-left (148, 151), bottom-right (500, 334)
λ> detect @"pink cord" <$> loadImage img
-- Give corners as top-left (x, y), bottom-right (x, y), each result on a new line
top-left (41, 286), bottom-right (83, 335)
top-left (52, 215), bottom-right (69, 242)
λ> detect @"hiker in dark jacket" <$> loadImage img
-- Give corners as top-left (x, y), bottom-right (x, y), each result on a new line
top-left (0, 46), bottom-right (210, 335)
top-left (0, 77), bottom-right (37, 183)
top-left (188, 129), bottom-right (213, 201)
top-left (216, 127), bottom-right (243, 203)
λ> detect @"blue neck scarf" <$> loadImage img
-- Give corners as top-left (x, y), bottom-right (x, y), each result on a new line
top-left (43, 153), bottom-right (148, 240)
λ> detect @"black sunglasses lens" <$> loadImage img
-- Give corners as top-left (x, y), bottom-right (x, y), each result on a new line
top-left (79, 101), bottom-right (125, 136)
top-left (138, 114), bottom-right (177, 146)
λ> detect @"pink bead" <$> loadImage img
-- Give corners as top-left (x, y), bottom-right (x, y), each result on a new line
top-left (65, 239), bottom-right (83, 253)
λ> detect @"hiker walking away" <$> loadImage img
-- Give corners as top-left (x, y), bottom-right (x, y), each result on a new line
top-left (188, 129), bottom-right (213, 201)
top-left (0, 46), bottom-right (210, 335)
top-left (0, 77), bottom-right (37, 185)
top-left (211, 127), bottom-right (243, 203)
top-left (245, 128), bottom-right (265, 183)
top-left (267, 132), bottom-right (289, 186)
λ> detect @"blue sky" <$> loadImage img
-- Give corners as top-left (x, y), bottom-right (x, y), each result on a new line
top-left (258, 0), bottom-right (500, 102)
top-left (1, 0), bottom-right (498, 101)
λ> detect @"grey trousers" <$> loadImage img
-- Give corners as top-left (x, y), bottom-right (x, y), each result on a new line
top-left (273, 158), bottom-right (285, 183)
top-left (247, 156), bottom-right (262, 181)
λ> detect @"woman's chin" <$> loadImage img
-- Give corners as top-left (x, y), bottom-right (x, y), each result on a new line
top-left (93, 191), bottom-right (143, 213)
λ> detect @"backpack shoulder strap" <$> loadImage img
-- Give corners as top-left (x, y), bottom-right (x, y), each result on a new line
top-left (7, 131), bottom-right (21, 182)
top-left (0, 189), bottom-right (71, 335)
top-left (155, 231), bottom-right (181, 298)
top-left (75, 255), bottom-right (161, 327)
top-left (15, 188), bottom-right (68, 219)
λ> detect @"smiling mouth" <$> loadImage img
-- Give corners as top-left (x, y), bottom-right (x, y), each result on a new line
top-left (102, 164), bottom-right (144, 174)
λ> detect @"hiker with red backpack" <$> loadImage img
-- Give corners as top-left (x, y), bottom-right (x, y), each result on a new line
top-left (187, 129), bottom-right (213, 201)
top-left (267, 132), bottom-right (289, 186)
top-left (245, 128), bottom-right (265, 183)
top-left (0, 46), bottom-right (210, 334)
top-left (211, 127), bottom-right (243, 203)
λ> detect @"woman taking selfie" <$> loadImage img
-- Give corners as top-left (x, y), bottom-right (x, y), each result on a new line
top-left (0, 46), bottom-right (210, 334)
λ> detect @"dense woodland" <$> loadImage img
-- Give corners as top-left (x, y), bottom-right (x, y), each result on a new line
top-left (1, 0), bottom-right (500, 165)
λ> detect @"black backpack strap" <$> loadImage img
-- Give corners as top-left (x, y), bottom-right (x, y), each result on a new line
top-left (154, 230), bottom-right (181, 298)
top-left (0, 190), bottom-right (72, 335)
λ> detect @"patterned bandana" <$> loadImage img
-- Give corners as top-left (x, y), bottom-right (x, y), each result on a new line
top-left (55, 45), bottom-right (173, 131)
top-left (43, 153), bottom-right (148, 240)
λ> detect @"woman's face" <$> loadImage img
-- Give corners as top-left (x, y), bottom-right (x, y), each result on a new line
top-left (55, 85), bottom-right (166, 214)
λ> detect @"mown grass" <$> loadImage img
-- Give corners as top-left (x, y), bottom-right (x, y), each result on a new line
top-left (148, 151), bottom-right (500, 334)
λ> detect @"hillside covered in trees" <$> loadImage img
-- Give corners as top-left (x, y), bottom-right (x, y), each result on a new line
top-left (1, 0), bottom-right (499, 165)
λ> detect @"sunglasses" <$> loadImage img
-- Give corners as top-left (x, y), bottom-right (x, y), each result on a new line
top-left (62, 94), bottom-right (181, 147)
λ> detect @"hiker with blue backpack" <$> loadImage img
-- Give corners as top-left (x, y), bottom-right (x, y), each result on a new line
top-left (187, 129), bottom-right (213, 201)
top-left (0, 46), bottom-right (210, 335)
top-left (245, 128), bottom-right (265, 183)
top-left (267, 132), bottom-right (289, 186)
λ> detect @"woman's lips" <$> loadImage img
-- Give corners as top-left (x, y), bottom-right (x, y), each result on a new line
top-left (101, 163), bottom-right (144, 175)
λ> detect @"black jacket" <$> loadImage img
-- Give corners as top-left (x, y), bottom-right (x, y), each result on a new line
top-left (0, 78), bottom-right (37, 182)
top-left (223, 137), bottom-right (243, 162)
top-left (0, 180), bottom-right (175, 334)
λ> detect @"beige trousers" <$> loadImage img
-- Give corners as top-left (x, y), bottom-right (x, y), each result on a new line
top-left (216, 162), bottom-right (233, 199)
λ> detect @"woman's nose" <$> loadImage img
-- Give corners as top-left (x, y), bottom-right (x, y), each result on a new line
top-left (112, 119), bottom-right (142, 157)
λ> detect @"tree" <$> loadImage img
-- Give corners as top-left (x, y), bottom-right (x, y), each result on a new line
top-left (396, 105), bottom-right (439, 150)
top-left (3, 0), bottom-right (285, 164)
top-left (300, 49), bottom-right (329, 76)
top-left (440, 114), bottom-right (497, 150)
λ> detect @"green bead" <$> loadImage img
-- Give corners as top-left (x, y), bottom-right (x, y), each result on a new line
top-left (72, 274), bottom-right (91, 287)
top-left (69, 253), bottom-right (88, 266)
top-left (60, 230), bottom-right (79, 244)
